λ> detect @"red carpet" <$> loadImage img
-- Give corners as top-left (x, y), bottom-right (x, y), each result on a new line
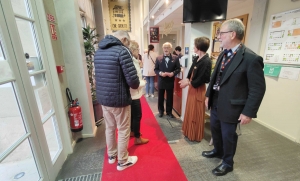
top-left (101, 96), bottom-right (187, 181)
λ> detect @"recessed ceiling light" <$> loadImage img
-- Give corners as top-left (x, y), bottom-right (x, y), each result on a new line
top-left (151, 15), bottom-right (154, 19)
top-left (166, 0), bottom-right (169, 4)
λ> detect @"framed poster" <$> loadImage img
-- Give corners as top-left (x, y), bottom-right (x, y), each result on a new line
top-left (150, 27), bottom-right (159, 43)
top-left (211, 14), bottom-right (249, 56)
top-left (263, 8), bottom-right (300, 65)
top-left (108, 0), bottom-right (131, 31)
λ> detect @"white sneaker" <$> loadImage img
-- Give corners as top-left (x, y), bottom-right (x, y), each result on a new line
top-left (117, 156), bottom-right (138, 171)
top-left (150, 94), bottom-right (154, 98)
top-left (108, 155), bottom-right (116, 164)
top-left (145, 94), bottom-right (150, 97)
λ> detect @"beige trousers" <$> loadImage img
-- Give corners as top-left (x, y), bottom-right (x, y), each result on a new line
top-left (102, 105), bottom-right (131, 163)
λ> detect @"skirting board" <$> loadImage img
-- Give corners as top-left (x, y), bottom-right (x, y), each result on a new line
top-left (82, 126), bottom-right (98, 138)
top-left (196, 112), bottom-right (299, 144)
top-left (253, 118), bottom-right (299, 143)
top-left (71, 126), bottom-right (98, 148)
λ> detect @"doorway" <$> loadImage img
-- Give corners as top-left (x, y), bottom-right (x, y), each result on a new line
top-left (0, 0), bottom-right (70, 180)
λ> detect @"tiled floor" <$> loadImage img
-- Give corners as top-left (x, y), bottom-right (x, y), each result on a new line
top-left (56, 90), bottom-right (300, 181)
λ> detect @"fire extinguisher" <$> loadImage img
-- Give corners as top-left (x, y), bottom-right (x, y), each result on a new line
top-left (66, 88), bottom-right (83, 132)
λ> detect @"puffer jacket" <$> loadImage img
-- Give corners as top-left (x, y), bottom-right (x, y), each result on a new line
top-left (94, 35), bottom-right (140, 107)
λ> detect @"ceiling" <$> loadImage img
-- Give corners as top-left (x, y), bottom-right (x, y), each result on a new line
top-left (148, 0), bottom-right (249, 30)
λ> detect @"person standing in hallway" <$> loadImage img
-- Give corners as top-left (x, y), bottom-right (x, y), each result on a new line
top-left (143, 44), bottom-right (158, 98)
top-left (128, 40), bottom-right (149, 145)
top-left (154, 42), bottom-right (181, 118)
top-left (179, 37), bottom-right (212, 142)
top-left (94, 30), bottom-right (139, 171)
top-left (175, 46), bottom-right (183, 59)
top-left (202, 19), bottom-right (266, 176)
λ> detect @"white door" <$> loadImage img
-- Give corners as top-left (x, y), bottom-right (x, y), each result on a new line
top-left (0, 0), bottom-right (70, 180)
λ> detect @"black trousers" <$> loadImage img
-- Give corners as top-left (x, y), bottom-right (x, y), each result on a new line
top-left (210, 106), bottom-right (238, 167)
top-left (158, 88), bottom-right (173, 114)
top-left (131, 99), bottom-right (142, 138)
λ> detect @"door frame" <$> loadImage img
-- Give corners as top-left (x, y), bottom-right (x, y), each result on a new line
top-left (0, 0), bottom-right (72, 180)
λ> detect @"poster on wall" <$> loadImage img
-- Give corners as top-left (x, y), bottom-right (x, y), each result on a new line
top-left (264, 8), bottom-right (300, 65)
top-left (150, 27), bottom-right (159, 43)
top-left (108, 0), bottom-right (131, 32)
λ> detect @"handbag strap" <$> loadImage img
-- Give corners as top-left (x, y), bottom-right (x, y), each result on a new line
top-left (148, 55), bottom-right (155, 64)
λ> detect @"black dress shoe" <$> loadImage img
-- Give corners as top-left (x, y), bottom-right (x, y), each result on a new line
top-left (158, 113), bottom-right (163, 117)
top-left (212, 163), bottom-right (233, 176)
top-left (167, 113), bottom-right (175, 118)
top-left (202, 150), bottom-right (223, 159)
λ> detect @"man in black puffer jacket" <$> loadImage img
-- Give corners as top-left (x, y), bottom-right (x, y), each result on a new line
top-left (94, 30), bottom-right (140, 171)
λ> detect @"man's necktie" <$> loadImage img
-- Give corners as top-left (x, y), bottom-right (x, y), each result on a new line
top-left (164, 56), bottom-right (170, 68)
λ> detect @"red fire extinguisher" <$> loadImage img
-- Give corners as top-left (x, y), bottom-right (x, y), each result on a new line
top-left (66, 88), bottom-right (83, 132)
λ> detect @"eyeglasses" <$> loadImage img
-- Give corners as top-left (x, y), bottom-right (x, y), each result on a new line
top-left (218, 31), bottom-right (233, 36)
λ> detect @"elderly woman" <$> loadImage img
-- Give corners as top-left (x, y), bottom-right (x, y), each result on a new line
top-left (179, 37), bottom-right (212, 142)
top-left (128, 40), bottom-right (149, 145)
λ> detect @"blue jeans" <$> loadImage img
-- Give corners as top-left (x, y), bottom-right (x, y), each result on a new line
top-left (145, 76), bottom-right (154, 95)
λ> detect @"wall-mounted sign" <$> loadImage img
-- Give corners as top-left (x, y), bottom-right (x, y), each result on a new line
top-left (264, 64), bottom-right (282, 77)
top-left (185, 47), bottom-right (189, 54)
top-left (47, 13), bottom-right (55, 22)
top-left (108, 0), bottom-right (131, 31)
top-left (150, 27), bottom-right (159, 43)
top-left (49, 23), bottom-right (57, 40)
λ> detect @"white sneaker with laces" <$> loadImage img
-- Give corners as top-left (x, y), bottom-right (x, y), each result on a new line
top-left (117, 156), bottom-right (138, 171)
top-left (145, 94), bottom-right (150, 97)
top-left (150, 94), bottom-right (154, 98)
top-left (108, 155), bottom-right (116, 164)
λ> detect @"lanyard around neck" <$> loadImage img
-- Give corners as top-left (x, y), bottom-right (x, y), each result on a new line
top-left (220, 44), bottom-right (242, 72)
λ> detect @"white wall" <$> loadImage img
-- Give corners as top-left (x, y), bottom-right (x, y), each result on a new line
top-left (78, 0), bottom-right (96, 28)
top-left (257, 0), bottom-right (300, 143)
top-left (181, 22), bottom-right (212, 121)
top-left (54, 0), bottom-right (96, 138)
top-left (227, 0), bottom-right (254, 46)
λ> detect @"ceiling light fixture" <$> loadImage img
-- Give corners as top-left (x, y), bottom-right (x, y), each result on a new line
top-left (151, 15), bottom-right (154, 19)
top-left (166, 0), bottom-right (169, 4)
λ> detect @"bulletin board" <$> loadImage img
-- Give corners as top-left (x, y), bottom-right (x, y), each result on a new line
top-left (263, 8), bottom-right (300, 65)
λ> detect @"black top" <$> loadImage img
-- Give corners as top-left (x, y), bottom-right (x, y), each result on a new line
top-left (187, 54), bottom-right (212, 88)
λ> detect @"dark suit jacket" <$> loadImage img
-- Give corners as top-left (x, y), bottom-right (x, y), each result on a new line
top-left (187, 54), bottom-right (212, 88)
top-left (154, 54), bottom-right (181, 89)
top-left (206, 45), bottom-right (266, 123)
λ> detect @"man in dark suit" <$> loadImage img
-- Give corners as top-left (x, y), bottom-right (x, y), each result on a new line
top-left (154, 42), bottom-right (181, 118)
top-left (203, 19), bottom-right (266, 176)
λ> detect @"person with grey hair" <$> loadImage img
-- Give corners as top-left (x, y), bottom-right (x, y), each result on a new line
top-left (94, 30), bottom-right (140, 171)
top-left (154, 42), bottom-right (181, 118)
top-left (202, 18), bottom-right (266, 176)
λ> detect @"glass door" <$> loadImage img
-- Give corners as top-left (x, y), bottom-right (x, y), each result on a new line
top-left (0, 14), bottom-right (45, 181)
top-left (0, 0), bottom-right (70, 180)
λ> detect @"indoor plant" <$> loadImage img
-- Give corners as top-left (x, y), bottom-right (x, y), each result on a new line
top-left (82, 25), bottom-right (103, 126)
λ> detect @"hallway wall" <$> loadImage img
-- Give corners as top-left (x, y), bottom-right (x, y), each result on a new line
top-left (53, 0), bottom-right (96, 140)
top-left (257, 0), bottom-right (300, 143)
top-left (78, 0), bottom-right (96, 29)
top-left (227, 0), bottom-right (255, 47)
